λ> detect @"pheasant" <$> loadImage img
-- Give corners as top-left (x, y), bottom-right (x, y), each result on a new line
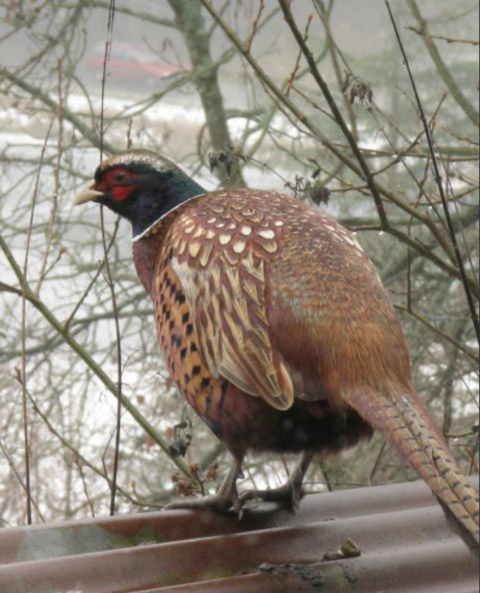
top-left (75, 149), bottom-right (479, 546)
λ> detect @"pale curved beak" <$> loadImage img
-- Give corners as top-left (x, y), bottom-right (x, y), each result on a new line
top-left (74, 180), bottom-right (104, 206)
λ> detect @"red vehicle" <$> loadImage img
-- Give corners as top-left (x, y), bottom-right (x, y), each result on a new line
top-left (87, 43), bottom-right (183, 89)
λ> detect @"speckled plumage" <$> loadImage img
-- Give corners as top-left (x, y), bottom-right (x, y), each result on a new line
top-left (76, 150), bottom-right (479, 546)
top-left (133, 189), bottom-right (376, 458)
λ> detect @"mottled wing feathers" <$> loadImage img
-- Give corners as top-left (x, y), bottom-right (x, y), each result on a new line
top-left (169, 191), bottom-right (294, 411)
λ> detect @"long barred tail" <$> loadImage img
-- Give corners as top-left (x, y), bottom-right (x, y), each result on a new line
top-left (348, 383), bottom-right (480, 547)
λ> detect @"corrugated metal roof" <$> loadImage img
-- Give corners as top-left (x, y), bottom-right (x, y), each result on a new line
top-left (0, 480), bottom-right (478, 593)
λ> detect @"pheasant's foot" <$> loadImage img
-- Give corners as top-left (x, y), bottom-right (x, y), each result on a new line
top-left (164, 491), bottom-right (242, 515)
top-left (164, 456), bottom-right (244, 516)
top-left (239, 479), bottom-right (305, 511)
top-left (240, 451), bottom-right (315, 511)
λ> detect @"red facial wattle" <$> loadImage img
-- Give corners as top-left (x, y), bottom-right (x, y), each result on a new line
top-left (110, 184), bottom-right (138, 201)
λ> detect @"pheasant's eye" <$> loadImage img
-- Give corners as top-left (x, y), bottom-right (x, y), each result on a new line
top-left (103, 168), bottom-right (134, 187)
top-left (112, 172), bottom-right (128, 184)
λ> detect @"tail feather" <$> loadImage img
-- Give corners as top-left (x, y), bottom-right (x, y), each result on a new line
top-left (348, 383), bottom-right (480, 547)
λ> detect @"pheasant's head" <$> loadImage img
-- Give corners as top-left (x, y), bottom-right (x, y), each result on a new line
top-left (75, 149), bottom-right (205, 239)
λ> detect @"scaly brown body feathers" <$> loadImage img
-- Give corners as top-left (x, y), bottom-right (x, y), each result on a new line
top-left (76, 150), bottom-right (480, 546)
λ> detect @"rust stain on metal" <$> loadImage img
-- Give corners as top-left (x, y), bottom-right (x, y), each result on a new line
top-left (0, 481), bottom-right (478, 593)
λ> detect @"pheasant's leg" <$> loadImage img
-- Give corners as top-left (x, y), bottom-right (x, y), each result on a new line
top-left (164, 456), bottom-right (244, 515)
top-left (240, 451), bottom-right (315, 510)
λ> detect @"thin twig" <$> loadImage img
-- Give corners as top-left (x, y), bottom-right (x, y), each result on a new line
top-left (245, 0), bottom-right (265, 53)
top-left (286, 14), bottom-right (313, 97)
top-left (20, 115), bottom-right (56, 524)
top-left (0, 436), bottom-right (45, 523)
top-left (98, 0), bottom-right (123, 517)
top-left (396, 306), bottom-right (478, 363)
top-left (314, 0), bottom-right (358, 138)
top-left (443, 151), bottom-right (479, 287)
top-left (406, 26), bottom-right (479, 47)
top-left (370, 441), bottom-right (388, 484)
top-left (35, 61), bottom-right (63, 295)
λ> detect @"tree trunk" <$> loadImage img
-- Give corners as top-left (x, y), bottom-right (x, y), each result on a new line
top-left (167, 0), bottom-right (244, 187)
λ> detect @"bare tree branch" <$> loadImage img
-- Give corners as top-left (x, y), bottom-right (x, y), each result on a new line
top-left (406, 0), bottom-right (479, 126)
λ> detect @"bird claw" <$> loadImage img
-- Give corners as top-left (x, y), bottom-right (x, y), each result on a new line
top-left (163, 456), bottom-right (308, 517)
top-left (164, 492), bottom-right (244, 517)
top-left (239, 482), bottom-right (305, 511)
